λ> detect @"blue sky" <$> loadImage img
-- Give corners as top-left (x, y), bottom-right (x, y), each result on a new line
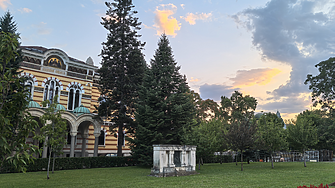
top-left (4, 0), bottom-right (335, 119)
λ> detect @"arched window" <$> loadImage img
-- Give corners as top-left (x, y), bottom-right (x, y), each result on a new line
top-left (67, 83), bottom-right (83, 110)
top-left (20, 72), bottom-right (38, 100)
top-left (25, 80), bottom-right (34, 99)
top-left (43, 78), bottom-right (61, 104)
top-left (98, 130), bottom-right (106, 146)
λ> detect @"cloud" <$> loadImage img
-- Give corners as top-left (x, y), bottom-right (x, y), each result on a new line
top-left (233, 0), bottom-right (335, 114)
top-left (0, 0), bottom-right (11, 10)
top-left (32, 22), bottom-right (51, 35)
top-left (259, 94), bottom-right (311, 114)
top-left (18, 8), bottom-right (32, 13)
top-left (154, 4), bottom-right (181, 37)
top-left (180, 4), bottom-right (185, 10)
top-left (199, 84), bottom-right (238, 101)
top-left (189, 77), bottom-right (200, 82)
top-left (231, 68), bottom-right (281, 87)
top-left (181, 12), bottom-right (212, 25)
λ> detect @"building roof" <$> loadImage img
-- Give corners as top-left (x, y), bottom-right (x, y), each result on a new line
top-left (20, 46), bottom-right (86, 64)
top-left (28, 100), bottom-right (41, 108)
top-left (73, 104), bottom-right (90, 116)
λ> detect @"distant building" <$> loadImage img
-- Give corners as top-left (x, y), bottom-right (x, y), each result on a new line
top-left (22, 46), bottom-right (130, 157)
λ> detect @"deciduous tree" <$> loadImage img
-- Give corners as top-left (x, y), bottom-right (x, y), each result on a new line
top-left (256, 112), bottom-right (287, 169)
top-left (287, 115), bottom-right (318, 167)
top-left (0, 31), bottom-right (38, 173)
top-left (222, 91), bottom-right (257, 171)
top-left (305, 57), bottom-right (335, 109)
top-left (35, 96), bottom-right (67, 179)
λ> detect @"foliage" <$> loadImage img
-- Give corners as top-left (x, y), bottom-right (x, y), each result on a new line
top-left (97, 0), bottom-right (146, 156)
top-left (286, 114), bottom-right (318, 167)
top-left (256, 112), bottom-right (287, 168)
top-left (218, 91), bottom-right (257, 124)
top-left (222, 91), bottom-right (258, 171)
top-left (183, 119), bottom-right (227, 168)
top-left (130, 34), bottom-right (195, 166)
top-left (0, 31), bottom-right (38, 173)
top-left (189, 90), bottom-right (219, 122)
top-left (35, 96), bottom-right (67, 178)
top-left (297, 110), bottom-right (335, 151)
top-left (305, 57), bottom-right (335, 109)
top-left (0, 11), bottom-right (21, 74)
top-left (0, 156), bottom-right (135, 173)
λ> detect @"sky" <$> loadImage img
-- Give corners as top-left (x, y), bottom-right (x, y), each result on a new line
top-left (3, 0), bottom-right (335, 119)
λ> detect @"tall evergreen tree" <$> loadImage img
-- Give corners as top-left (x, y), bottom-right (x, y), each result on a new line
top-left (97, 0), bottom-right (146, 156)
top-left (130, 34), bottom-right (195, 166)
top-left (0, 11), bottom-right (21, 73)
top-left (0, 11), bottom-right (17, 34)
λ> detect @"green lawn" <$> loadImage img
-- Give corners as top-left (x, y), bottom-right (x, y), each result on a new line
top-left (0, 162), bottom-right (334, 188)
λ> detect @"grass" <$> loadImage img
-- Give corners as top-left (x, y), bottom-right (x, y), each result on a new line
top-left (0, 162), bottom-right (334, 188)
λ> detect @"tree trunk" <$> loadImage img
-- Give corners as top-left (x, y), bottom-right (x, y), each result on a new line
top-left (241, 150), bottom-right (243, 171)
top-left (201, 157), bottom-right (203, 165)
top-left (52, 152), bottom-right (56, 173)
top-left (47, 147), bottom-right (52, 179)
top-left (271, 154), bottom-right (274, 169)
top-left (220, 152), bottom-right (222, 164)
top-left (304, 149), bottom-right (306, 167)
top-left (198, 158), bottom-right (201, 170)
top-left (117, 125), bottom-right (123, 157)
top-left (236, 154), bottom-right (237, 166)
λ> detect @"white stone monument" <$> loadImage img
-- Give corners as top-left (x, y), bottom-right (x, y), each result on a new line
top-left (151, 144), bottom-right (197, 177)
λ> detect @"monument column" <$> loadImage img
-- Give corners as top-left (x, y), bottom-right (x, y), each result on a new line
top-left (93, 132), bottom-right (100, 157)
top-left (81, 133), bottom-right (88, 157)
top-left (70, 131), bottom-right (77, 157)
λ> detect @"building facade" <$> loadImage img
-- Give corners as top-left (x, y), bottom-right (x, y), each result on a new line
top-left (21, 46), bottom-right (130, 157)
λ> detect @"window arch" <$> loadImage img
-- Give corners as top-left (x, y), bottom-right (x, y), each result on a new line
top-left (42, 77), bottom-right (63, 104)
top-left (19, 72), bottom-right (38, 100)
top-left (98, 129), bottom-right (107, 146)
top-left (26, 80), bottom-right (34, 99)
top-left (66, 82), bottom-right (84, 110)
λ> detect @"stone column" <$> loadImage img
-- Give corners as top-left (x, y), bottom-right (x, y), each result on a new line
top-left (42, 136), bottom-right (48, 158)
top-left (169, 151), bottom-right (175, 167)
top-left (81, 137), bottom-right (87, 157)
top-left (70, 131), bottom-right (77, 157)
top-left (181, 151), bottom-right (186, 167)
top-left (93, 132), bottom-right (100, 157)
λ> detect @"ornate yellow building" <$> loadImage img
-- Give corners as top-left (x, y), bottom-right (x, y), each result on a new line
top-left (22, 46), bottom-right (130, 157)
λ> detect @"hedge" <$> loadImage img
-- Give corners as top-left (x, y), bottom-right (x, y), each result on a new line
top-left (0, 156), bottom-right (136, 173)
top-left (202, 155), bottom-right (233, 163)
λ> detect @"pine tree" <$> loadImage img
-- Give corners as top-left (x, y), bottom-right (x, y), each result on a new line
top-left (97, 0), bottom-right (146, 156)
top-left (130, 34), bottom-right (195, 166)
top-left (0, 11), bottom-right (18, 34)
top-left (0, 11), bottom-right (21, 74)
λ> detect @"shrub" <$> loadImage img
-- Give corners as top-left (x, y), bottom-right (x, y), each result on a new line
top-left (0, 156), bottom-right (135, 173)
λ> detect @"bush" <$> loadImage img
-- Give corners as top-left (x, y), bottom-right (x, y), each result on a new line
top-left (0, 156), bottom-right (135, 173)
top-left (202, 155), bottom-right (233, 163)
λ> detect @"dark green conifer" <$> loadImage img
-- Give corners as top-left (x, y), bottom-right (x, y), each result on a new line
top-left (97, 0), bottom-right (146, 156)
top-left (0, 11), bottom-right (21, 74)
top-left (130, 34), bottom-right (195, 166)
